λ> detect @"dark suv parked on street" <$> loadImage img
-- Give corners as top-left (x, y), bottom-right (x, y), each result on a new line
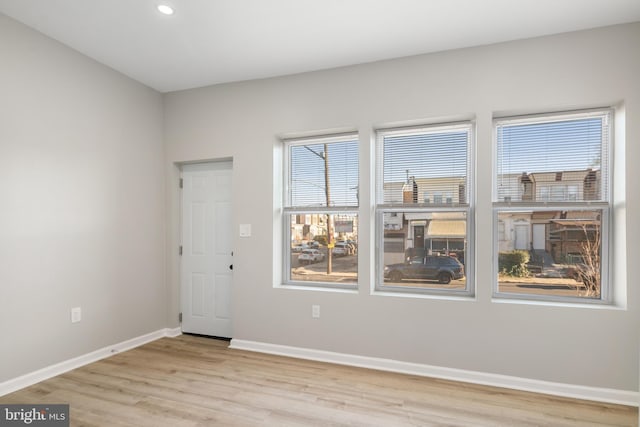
top-left (384, 255), bottom-right (464, 284)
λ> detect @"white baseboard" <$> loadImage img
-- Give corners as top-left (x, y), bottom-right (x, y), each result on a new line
top-left (164, 327), bottom-right (183, 338)
top-left (229, 339), bottom-right (638, 407)
top-left (0, 327), bottom-right (182, 397)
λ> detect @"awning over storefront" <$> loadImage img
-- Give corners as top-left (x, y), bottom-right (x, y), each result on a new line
top-left (550, 219), bottom-right (599, 227)
top-left (404, 213), bottom-right (431, 221)
top-left (426, 220), bottom-right (466, 238)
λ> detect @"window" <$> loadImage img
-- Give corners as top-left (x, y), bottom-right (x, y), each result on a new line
top-left (283, 134), bottom-right (359, 287)
top-left (494, 109), bottom-right (611, 302)
top-left (376, 123), bottom-right (473, 294)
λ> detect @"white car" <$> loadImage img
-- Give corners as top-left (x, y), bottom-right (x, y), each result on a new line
top-left (332, 243), bottom-right (349, 256)
top-left (298, 249), bottom-right (325, 264)
top-left (291, 243), bottom-right (309, 253)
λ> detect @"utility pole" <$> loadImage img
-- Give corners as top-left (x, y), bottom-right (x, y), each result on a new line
top-left (303, 144), bottom-right (333, 275)
top-left (324, 143), bottom-right (333, 275)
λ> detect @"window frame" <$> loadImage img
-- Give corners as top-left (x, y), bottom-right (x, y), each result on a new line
top-left (492, 108), bottom-right (613, 304)
top-left (374, 121), bottom-right (475, 296)
top-left (282, 133), bottom-right (359, 289)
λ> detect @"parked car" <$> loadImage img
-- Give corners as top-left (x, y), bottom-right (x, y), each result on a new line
top-left (298, 249), bottom-right (325, 264)
top-left (291, 243), bottom-right (309, 253)
top-left (348, 243), bottom-right (357, 255)
top-left (338, 240), bottom-right (356, 255)
top-left (332, 242), bottom-right (349, 256)
top-left (384, 255), bottom-right (465, 284)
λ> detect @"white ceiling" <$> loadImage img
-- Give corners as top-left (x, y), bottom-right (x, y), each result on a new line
top-left (1, 0), bottom-right (639, 93)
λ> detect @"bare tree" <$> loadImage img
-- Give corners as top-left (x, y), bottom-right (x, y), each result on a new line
top-left (577, 223), bottom-right (601, 298)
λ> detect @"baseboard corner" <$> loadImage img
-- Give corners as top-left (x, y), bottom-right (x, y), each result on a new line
top-left (164, 327), bottom-right (182, 338)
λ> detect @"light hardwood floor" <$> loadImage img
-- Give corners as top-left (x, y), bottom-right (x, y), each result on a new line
top-left (1, 335), bottom-right (636, 426)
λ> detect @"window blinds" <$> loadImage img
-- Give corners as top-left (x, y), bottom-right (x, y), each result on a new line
top-left (495, 110), bottom-right (610, 203)
top-left (377, 124), bottom-right (471, 206)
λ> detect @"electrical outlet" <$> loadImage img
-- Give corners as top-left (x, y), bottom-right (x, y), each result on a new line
top-left (71, 307), bottom-right (82, 323)
top-left (312, 304), bottom-right (320, 318)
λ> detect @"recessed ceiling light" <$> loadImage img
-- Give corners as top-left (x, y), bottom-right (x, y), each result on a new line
top-left (157, 4), bottom-right (174, 15)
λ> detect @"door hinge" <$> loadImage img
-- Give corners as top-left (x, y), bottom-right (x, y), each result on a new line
top-left (179, 246), bottom-right (183, 256)
top-left (179, 178), bottom-right (183, 189)
top-left (178, 312), bottom-right (182, 323)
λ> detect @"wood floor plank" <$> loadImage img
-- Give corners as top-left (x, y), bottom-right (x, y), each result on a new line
top-left (1, 335), bottom-right (636, 426)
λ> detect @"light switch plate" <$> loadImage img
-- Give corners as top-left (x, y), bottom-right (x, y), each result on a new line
top-left (71, 307), bottom-right (82, 323)
top-left (239, 224), bottom-right (252, 237)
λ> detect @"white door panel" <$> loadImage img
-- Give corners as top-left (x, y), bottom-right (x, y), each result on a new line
top-left (214, 274), bottom-right (232, 319)
top-left (215, 202), bottom-right (232, 255)
top-left (190, 273), bottom-right (205, 316)
top-left (181, 162), bottom-right (233, 337)
top-left (514, 224), bottom-right (529, 250)
top-left (532, 224), bottom-right (545, 250)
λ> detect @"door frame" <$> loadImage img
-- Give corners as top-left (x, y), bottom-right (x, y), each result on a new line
top-left (177, 159), bottom-right (234, 337)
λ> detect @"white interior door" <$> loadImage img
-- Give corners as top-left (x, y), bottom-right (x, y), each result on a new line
top-left (181, 162), bottom-right (233, 337)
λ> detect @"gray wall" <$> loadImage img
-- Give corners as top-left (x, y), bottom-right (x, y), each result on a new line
top-left (164, 23), bottom-right (640, 392)
top-left (1, 8), bottom-right (637, 396)
top-left (0, 14), bottom-right (166, 382)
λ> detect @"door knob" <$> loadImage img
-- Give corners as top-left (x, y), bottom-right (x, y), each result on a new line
top-left (229, 264), bottom-right (233, 270)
